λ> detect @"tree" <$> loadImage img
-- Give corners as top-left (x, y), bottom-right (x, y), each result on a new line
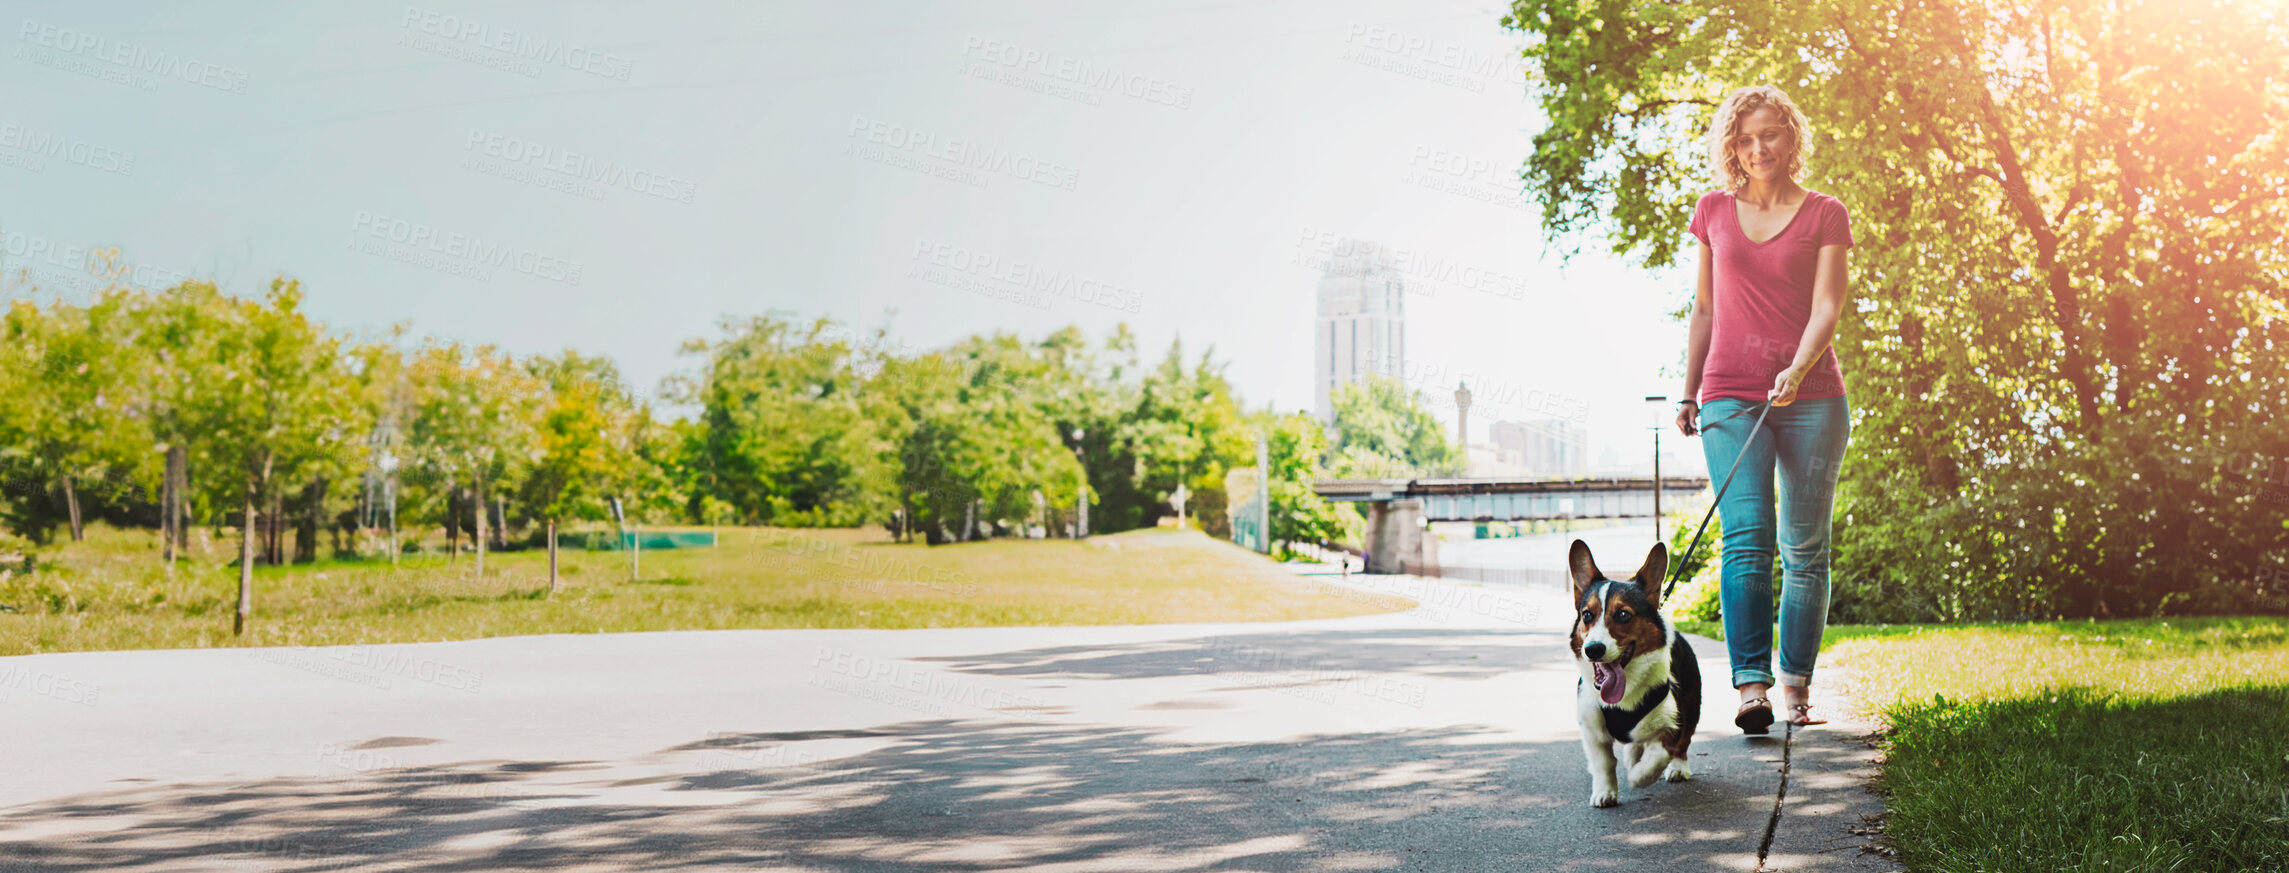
top-left (874, 336), bottom-right (1085, 544)
top-left (1502, 0), bottom-right (2289, 618)
top-left (0, 293), bottom-right (147, 543)
top-left (1328, 376), bottom-right (1460, 478)
top-left (523, 350), bottom-right (665, 528)
top-left (672, 316), bottom-right (891, 527)
top-left (1261, 411), bottom-right (1355, 548)
top-left (405, 342), bottom-right (541, 578)
top-left (1118, 340), bottom-right (1255, 534)
top-left (185, 279), bottom-right (363, 634)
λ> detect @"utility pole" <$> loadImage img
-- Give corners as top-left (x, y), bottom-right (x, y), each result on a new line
top-left (1071, 428), bottom-right (1089, 538)
top-left (1645, 395), bottom-right (1667, 542)
top-left (547, 519), bottom-right (559, 596)
top-left (1255, 430), bottom-right (1270, 554)
top-left (1454, 381), bottom-right (1472, 470)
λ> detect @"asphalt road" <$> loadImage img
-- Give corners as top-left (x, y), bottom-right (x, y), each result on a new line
top-left (0, 567), bottom-right (1899, 872)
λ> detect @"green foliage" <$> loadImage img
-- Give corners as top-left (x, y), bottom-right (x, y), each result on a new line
top-left (1328, 376), bottom-right (1460, 478)
top-left (0, 288), bottom-right (1288, 554)
top-left (188, 279), bottom-right (366, 512)
top-left (522, 350), bottom-right (669, 525)
top-left (1118, 340), bottom-right (1256, 534)
top-left (875, 337), bottom-right (1085, 543)
top-left (1262, 412), bottom-right (1354, 547)
top-left (670, 316), bottom-right (891, 527)
top-left (1503, 0), bottom-right (2289, 619)
top-left (0, 292), bottom-right (149, 541)
top-left (1663, 506), bottom-right (1723, 622)
top-left (403, 341), bottom-right (540, 546)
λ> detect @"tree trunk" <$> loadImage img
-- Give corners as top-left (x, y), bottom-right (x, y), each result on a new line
top-left (161, 460), bottom-right (175, 563)
top-left (235, 492), bottom-right (254, 636)
top-left (171, 446), bottom-right (190, 556)
top-left (294, 476), bottom-right (326, 564)
top-left (446, 482), bottom-right (459, 563)
top-left (473, 473), bottom-right (488, 578)
top-left (547, 518), bottom-right (559, 596)
top-left (62, 476), bottom-right (83, 542)
top-left (162, 447), bottom-right (179, 565)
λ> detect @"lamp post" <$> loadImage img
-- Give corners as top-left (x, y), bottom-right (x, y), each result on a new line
top-left (1071, 428), bottom-right (1088, 538)
top-left (1454, 381), bottom-right (1472, 464)
top-left (1644, 395), bottom-right (1667, 542)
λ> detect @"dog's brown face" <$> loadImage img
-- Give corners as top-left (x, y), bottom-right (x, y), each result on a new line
top-left (1568, 540), bottom-right (1670, 705)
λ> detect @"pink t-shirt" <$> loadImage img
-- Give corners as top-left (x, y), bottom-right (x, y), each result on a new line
top-left (1688, 188), bottom-right (1854, 405)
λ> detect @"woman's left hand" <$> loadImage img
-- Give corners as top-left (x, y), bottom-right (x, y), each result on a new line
top-left (1768, 366), bottom-right (1804, 406)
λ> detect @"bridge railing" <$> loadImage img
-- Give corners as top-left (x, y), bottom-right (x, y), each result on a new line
top-left (1399, 560), bottom-right (1569, 589)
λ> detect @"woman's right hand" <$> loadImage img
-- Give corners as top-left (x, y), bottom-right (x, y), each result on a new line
top-left (1675, 400), bottom-right (1699, 436)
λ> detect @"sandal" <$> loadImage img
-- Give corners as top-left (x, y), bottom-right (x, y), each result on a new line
top-left (1786, 703), bottom-right (1828, 726)
top-left (1735, 697), bottom-right (1774, 734)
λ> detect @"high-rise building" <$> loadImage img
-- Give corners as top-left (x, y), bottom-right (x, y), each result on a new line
top-left (1491, 418), bottom-right (1589, 477)
top-left (1315, 239), bottom-right (1406, 423)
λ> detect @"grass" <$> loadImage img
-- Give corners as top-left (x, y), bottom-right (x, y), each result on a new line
top-left (0, 524), bottom-right (1414, 656)
top-left (1678, 615), bottom-right (2289, 871)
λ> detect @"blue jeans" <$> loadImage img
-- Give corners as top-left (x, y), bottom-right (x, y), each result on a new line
top-left (1698, 395), bottom-right (1850, 689)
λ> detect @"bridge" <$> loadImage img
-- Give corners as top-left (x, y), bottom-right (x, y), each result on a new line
top-left (1313, 476), bottom-right (1712, 574)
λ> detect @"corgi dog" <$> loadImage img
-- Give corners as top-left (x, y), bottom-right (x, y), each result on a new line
top-left (1568, 539), bottom-right (1701, 807)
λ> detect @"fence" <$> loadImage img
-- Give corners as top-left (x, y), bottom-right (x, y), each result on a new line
top-left (554, 530), bottom-right (718, 551)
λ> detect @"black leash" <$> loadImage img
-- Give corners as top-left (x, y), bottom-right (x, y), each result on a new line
top-left (1661, 401), bottom-right (1774, 601)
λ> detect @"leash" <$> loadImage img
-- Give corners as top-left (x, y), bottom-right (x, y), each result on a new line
top-left (1660, 400), bottom-right (1774, 601)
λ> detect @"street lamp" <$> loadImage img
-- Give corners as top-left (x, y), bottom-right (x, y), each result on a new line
top-left (1071, 428), bottom-right (1088, 538)
top-left (1645, 395), bottom-right (1667, 542)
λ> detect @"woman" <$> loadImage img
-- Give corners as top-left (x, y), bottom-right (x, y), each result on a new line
top-left (1674, 85), bottom-right (1853, 733)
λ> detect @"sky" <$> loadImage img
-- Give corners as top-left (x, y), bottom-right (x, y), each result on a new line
top-left (0, 0), bottom-right (1709, 475)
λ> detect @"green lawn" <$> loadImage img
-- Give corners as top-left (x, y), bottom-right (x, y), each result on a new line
top-left (0, 524), bottom-right (1414, 655)
top-left (1681, 615), bottom-right (2289, 871)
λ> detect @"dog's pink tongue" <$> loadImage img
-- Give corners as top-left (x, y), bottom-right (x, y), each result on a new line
top-left (1594, 662), bottom-right (1626, 704)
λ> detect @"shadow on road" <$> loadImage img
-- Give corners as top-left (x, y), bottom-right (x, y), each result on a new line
top-left (1, 715), bottom-right (1782, 872)
top-left (914, 627), bottom-right (1570, 684)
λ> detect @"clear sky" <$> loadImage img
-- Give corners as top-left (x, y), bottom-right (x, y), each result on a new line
top-left (0, 0), bottom-right (1708, 474)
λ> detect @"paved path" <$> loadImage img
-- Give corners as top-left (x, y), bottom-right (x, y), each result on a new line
top-left (0, 569), bottom-right (1898, 872)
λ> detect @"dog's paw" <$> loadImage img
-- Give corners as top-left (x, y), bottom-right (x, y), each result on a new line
top-left (1664, 761), bottom-right (1693, 782)
top-left (1628, 754), bottom-right (1670, 788)
top-left (1588, 786), bottom-right (1619, 808)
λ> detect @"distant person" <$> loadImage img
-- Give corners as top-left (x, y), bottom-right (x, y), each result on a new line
top-left (1674, 85), bottom-right (1853, 732)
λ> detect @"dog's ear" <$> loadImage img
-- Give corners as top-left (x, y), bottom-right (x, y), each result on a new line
top-left (1568, 539), bottom-right (1603, 601)
top-left (1633, 543), bottom-right (1670, 607)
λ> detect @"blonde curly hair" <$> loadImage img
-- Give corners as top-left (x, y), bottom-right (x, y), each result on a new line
top-left (1707, 85), bottom-right (1813, 190)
